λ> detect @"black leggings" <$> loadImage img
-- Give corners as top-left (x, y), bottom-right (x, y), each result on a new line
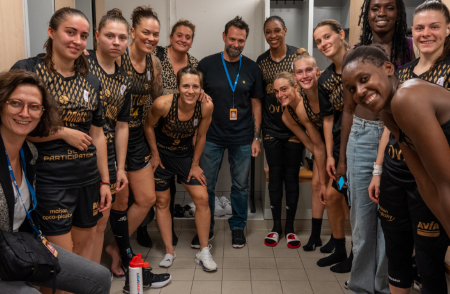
top-left (263, 135), bottom-right (304, 228)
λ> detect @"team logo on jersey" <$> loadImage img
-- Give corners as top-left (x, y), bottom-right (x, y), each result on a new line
top-left (147, 71), bottom-right (151, 81)
top-left (417, 221), bottom-right (440, 237)
top-left (193, 119), bottom-right (198, 127)
top-left (437, 77), bottom-right (445, 86)
top-left (120, 84), bottom-right (127, 95)
top-left (83, 90), bottom-right (89, 103)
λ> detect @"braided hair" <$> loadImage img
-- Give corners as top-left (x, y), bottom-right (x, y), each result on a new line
top-left (358, 0), bottom-right (411, 67)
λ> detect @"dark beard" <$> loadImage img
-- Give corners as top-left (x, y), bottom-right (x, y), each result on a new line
top-left (225, 45), bottom-right (242, 58)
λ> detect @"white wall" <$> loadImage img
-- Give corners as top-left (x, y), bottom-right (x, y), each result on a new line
top-left (27, 0), bottom-right (53, 56)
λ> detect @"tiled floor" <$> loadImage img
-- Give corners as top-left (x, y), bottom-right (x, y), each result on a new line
top-left (105, 219), bottom-right (360, 294)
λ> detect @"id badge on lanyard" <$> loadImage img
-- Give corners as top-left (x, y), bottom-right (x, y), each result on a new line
top-left (221, 52), bottom-right (242, 120)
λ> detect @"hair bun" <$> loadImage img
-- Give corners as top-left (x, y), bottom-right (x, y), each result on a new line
top-left (107, 8), bottom-right (123, 17)
top-left (296, 48), bottom-right (309, 56)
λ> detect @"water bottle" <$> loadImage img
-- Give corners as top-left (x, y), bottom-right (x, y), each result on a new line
top-left (129, 254), bottom-right (149, 294)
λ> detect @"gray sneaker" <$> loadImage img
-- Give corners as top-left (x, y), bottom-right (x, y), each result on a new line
top-left (220, 196), bottom-right (232, 215)
top-left (214, 197), bottom-right (226, 216)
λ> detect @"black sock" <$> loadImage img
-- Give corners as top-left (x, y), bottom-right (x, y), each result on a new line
top-left (271, 219), bottom-right (283, 235)
top-left (285, 220), bottom-right (294, 235)
top-left (285, 204), bottom-right (297, 234)
top-left (110, 209), bottom-right (133, 267)
top-left (317, 238), bottom-right (347, 267)
top-left (311, 218), bottom-right (322, 238)
top-left (320, 234), bottom-right (335, 253)
top-left (330, 242), bottom-right (353, 273)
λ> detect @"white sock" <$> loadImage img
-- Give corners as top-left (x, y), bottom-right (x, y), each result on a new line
top-left (159, 252), bottom-right (176, 268)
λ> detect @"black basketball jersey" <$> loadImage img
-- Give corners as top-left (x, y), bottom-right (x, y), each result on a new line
top-left (121, 50), bottom-right (154, 145)
top-left (86, 50), bottom-right (132, 180)
top-left (384, 56), bottom-right (450, 184)
top-left (155, 94), bottom-right (202, 157)
top-left (318, 63), bottom-right (343, 155)
top-left (12, 55), bottom-right (104, 188)
top-left (287, 105), bottom-right (303, 127)
top-left (257, 45), bottom-right (298, 139)
top-left (301, 90), bottom-right (323, 129)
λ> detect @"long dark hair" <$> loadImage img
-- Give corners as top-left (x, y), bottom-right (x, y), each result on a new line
top-left (358, 0), bottom-right (411, 67)
top-left (414, 0), bottom-right (450, 75)
top-left (43, 7), bottom-right (90, 76)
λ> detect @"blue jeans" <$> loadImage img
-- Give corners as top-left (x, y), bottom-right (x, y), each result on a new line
top-left (200, 141), bottom-right (252, 231)
top-left (347, 116), bottom-right (389, 294)
top-left (0, 243), bottom-right (111, 294)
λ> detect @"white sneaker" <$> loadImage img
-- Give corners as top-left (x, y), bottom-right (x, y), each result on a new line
top-left (159, 252), bottom-right (176, 268)
top-left (220, 196), bottom-right (232, 215)
top-left (188, 202), bottom-right (196, 217)
top-left (195, 244), bottom-right (217, 272)
top-left (214, 197), bottom-right (226, 216)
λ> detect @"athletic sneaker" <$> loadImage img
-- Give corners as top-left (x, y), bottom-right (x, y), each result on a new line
top-left (123, 268), bottom-right (171, 293)
top-left (191, 232), bottom-right (215, 249)
top-left (214, 197), bottom-right (226, 216)
top-left (187, 202), bottom-right (196, 217)
top-left (344, 280), bottom-right (349, 290)
top-left (195, 244), bottom-right (218, 271)
top-left (232, 229), bottom-right (246, 248)
top-left (220, 196), bottom-right (232, 215)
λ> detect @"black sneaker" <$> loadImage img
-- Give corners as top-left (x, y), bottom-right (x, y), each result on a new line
top-left (344, 280), bottom-right (349, 290)
top-left (123, 268), bottom-right (171, 293)
top-left (136, 226), bottom-right (153, 248)
top-left (232, 229), bottom-right (246, 248)
top-left (191, 232), bottom-right (214, 249)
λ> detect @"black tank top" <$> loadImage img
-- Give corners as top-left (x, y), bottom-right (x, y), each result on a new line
top-left (287, 105), bottom-right (303, 127)
top-left (384, 56), bottom-right (450, 185)
top-left (257, 45), bottom-right (298, 139)
top-left (399, 119), bottom-right (450, 151)
top-left (121, 50), bottom-right (154, 145)
top-left (301, 90), bottom-right (323, 129)
top-left (155, 93), bottom-right (202, 156)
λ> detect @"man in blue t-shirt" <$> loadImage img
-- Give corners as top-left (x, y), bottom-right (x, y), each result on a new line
top-left (190, 16), bottom-right (264, 249)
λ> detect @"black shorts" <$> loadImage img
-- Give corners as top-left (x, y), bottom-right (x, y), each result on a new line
top-left (35, 182), bottom-right (102, 236)
top-left (126, 138), bottom-right (151, 172)
top-left (154, 151), bottom-right (201, 191)
top-left (379, 172), bottom-right (449, 248)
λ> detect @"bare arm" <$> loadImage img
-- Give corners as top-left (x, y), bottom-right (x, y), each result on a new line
top-left (89, 125), bottom-right (111, 212)
top-left (150, 55), bottom-right (163, 101)
top-left (188, 102), bottom-right (214, 186)
top-left (251, 98), bottom-right (262, 157)
top-left (322, 115), bottom-right (336, 179)
top-left (282, 110), bottom-right (314, 153)
top-left (368, 127), bottom-right (390, 204)
top-left (28, 127), bottom-right (93, 151)
top-left (114, 121), bottom-right (129, 191)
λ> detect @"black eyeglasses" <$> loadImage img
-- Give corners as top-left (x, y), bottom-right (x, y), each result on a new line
top-left (6, 99), bottom-right (45, 117)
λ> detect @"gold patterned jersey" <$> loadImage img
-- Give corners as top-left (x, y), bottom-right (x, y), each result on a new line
top-left (121, 50), bottom-right (154, 145)
top-left (301, 90), bottom-right (323, 129)
top-left (155, 94), bottom-right (202, 157)
top-left (384, 56), bottom-right (450, 184)
top-left (287, 105), bottom-right (303, 127)
top-left (257, 45), bottom-right (297, 139)
top-left (87, 50), bottom-right (132, 180)
top-left (153, 46), bottom-right (198, 95)
top-left (12, 55), bottom-right (104, 188)
top-left (318, 63), bottom-right (343, 154)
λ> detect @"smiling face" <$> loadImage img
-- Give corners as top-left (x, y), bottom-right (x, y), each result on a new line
top-left (178, 74), bottom-right (201, 105)
top-left (293, 58), bottom-right (319, 90)
top-left (412, 10), bottom-right (449, 57)
top-left (96, 20), bottom-right (129, 59)
top-left (343, 60), bottom-right (395, 113)
top-left (368, 0), bottom-right (397, 35)
top-left (1, 85), bottom-right (43, 138)
top-left (131, 18), bottom-right (160, 54)
top-left (170, 25), bottom-right (194, 54)
top-left (48, 15), bottom-right (90, 62)
top-left (313, 25), bottom-right (345, 58)
top-left (264, 20), bottom-right (287, 50)
top-left (223, 26), bottom-right (247, 58)
top-left (273, 78), bottom-right (298, 107)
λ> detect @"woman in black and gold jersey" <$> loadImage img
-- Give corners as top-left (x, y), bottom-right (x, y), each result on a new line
top-left (256, 16), bottom-right (305, 248)
top-left (312, 19), bottom-right (352, 270)
top-left (105, 6), bottom-right (163, 276)
top-left (138, 19), bottom-right (200, 248)
top-left (11, 7), bottom-right (112, 261)
top-left (360, 2), bottom-right (450, 293)
top-left (343, 42), bottom-right (450, 294)
top-left (290, 49), bottom-right (328, 252)
top-left (144, 66), bottom-right (217, 271)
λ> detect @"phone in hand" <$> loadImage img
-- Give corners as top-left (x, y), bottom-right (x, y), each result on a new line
top-left (338, 176), bottom-right (346, 190)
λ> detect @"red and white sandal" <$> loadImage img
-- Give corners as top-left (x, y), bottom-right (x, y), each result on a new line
top-left (286, 233), bottom-right (301, 249)
top-left (264, 232), bottom-right (280, 247)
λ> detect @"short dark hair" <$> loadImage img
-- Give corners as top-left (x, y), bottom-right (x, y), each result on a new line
top-left (176, 66), bottom-right (203, 88)
top-left (264, 16), bottom-right (286, 30)
top-left (224, 16), bottom-right (249, 38)
top-left (0, 70), bottom-right (61, 137)
top-left (343, 44), bottom-right (390, 71)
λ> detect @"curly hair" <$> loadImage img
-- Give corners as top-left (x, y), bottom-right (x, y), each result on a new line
top-left (170, 19), bottom-right (196, 40)
top-left (0, 70), bottom-right (61, 137)
top-left (358, 0), bottom-right (411, 67)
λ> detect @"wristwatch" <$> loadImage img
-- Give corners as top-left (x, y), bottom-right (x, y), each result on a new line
top-left (254, 137), bottom-right (262, 143)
